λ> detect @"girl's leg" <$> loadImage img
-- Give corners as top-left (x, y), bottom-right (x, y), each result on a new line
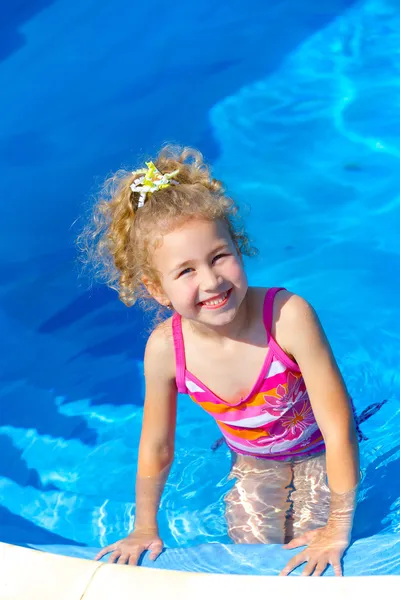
top-left (224, 456), bottom-right (293, 544)
top-left (291, 453), bottom-right (330, 539)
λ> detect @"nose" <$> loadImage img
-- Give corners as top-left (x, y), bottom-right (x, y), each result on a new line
top-left (200, 266), bottom-right (221, 291)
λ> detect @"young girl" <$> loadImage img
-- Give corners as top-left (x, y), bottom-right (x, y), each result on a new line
top-left (82, 147), bottom-right (360, 576)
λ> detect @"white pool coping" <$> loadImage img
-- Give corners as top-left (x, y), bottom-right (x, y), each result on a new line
top-left (1, 542), bottom-right (398, 600)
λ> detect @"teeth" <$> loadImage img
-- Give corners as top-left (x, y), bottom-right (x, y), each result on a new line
top-left (203, 292), bottom-right (228, 306)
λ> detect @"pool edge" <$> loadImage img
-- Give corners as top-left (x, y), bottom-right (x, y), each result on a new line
top-left (1, 541), bottom-right (398, 599)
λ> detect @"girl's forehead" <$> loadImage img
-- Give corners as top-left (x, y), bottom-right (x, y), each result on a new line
top-left (173, 219), bottom-right (229, 237)
top-left (153, 219), bottom-right (233, 266)
top-left (166, 218), bottom-right (230, 241)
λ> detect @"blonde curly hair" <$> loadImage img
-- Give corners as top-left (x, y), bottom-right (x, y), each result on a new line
top-left (78, 146), bottom-right (256, 307)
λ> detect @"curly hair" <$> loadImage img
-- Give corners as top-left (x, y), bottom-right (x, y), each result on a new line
top-left (77, 145), bottom-right (256, 307)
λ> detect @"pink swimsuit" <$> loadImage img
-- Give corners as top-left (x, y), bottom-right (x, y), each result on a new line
top-left (172, 288), bottom-right (325, 461)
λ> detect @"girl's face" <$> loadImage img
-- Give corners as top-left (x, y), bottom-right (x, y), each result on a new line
top-left (151, 219), bottom-right (248, 327)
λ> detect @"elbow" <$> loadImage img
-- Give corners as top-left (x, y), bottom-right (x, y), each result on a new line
top-left (324, 426), bottom-right (360, 463)
top-left (324, 430), bottom-right (359, 453)
top-left (322, 417), bottom-right (359, 449)
top-left (139, 441), bottom-right (174, 475)
top-left (157, 442), bottom-right (175, 468)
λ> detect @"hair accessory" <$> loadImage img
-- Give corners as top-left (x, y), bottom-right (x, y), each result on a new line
top-left (130, 161), bottom-right (179, 208)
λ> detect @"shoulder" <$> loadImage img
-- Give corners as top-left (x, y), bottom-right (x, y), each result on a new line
top-left (247, 287), bottom-right (315, 332)
top-left (273, 290), bottom-right (325, 355)
top-left (248, 286), bottom-right (311, 318)
top-left (144, 317), bottom-right (176, 381)
top-left (274, 290), bottom-right (316, 323)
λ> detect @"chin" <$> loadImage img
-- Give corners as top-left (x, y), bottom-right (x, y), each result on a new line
top-left (201, 308), bottom-right (238, 327)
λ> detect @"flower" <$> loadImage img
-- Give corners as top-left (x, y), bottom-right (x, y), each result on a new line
top-left (279, 401), bottom-right (316, 438)
top-left (262, 371), bottom-right (305, 417)
top-left (130, 161), bottom-right (180, 207)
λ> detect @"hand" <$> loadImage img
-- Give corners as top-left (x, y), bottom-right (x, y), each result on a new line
top-left (94, 527), bottom-right (163, 565)
top-left (279, 525), bottom-right (350, 577)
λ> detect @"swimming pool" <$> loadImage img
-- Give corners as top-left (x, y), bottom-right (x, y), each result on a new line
top-left (1, 0), bottom-right (400, 582)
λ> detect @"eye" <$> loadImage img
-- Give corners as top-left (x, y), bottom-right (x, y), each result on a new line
top-left (212, 253), bottom-right (228, 263)
top-left (177, 267), bottom-right (193, 278)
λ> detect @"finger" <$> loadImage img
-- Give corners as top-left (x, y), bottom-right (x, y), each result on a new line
top-left (128, 548), bottom-right (143, 566)
top-left (279, 552), bottom-right (307, 576)
top-left (283, 535), bottom-right (309, 550)
top-left (94, 544), bottom-right (117, 561)
top-left (117, 553), bottom-right (130, 565)
top-left (149, 541), bottom-right (163, 561)
top-left (311, 559), bottom-right (329, 577)
top-left (301, 559), bottom-right (318, 577)
top-left (331, 559), bottom-right (343, 577)
top-left (107, 550), bottom-right (122, 564)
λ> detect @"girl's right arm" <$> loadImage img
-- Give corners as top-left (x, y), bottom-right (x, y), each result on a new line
top-left (95, 322), bottom-right (177, 565)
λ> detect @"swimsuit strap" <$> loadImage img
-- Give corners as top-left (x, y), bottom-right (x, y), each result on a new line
top-left (263, 287), bottom-right (286, 340)
top-left (172, 313), bottom-right (187, 394)
top-left (173, 288), bottom-right (286, 393)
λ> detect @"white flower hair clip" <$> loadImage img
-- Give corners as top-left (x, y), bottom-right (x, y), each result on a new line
top-left (130, 161), bottom-right (180, 208)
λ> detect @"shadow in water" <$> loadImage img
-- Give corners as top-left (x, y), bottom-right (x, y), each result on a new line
top-left (0, 435), bottom-right (58, 491)
top-left (0, 505), bottom-right (86, 547)
top-left (37, 286), bottom-right (116, 333)
top-left (0, 1), bottom-right (56, 61)
top-left (88, 372), bottom-right (142, 407)
top-left (0, 387), bottom-right (98, 446)
top-left (353, 444), bottom-right (400, 541)
top-left (69, 328), bottom-right (146, 364)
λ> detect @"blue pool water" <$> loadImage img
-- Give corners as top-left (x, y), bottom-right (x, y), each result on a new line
top-left (1, 0), bottom-right (400, 575)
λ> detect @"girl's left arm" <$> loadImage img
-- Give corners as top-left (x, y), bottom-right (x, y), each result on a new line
top-left (276, 292), bottom-right (360, 576)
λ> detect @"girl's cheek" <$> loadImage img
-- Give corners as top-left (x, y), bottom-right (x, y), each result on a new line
top-left (229, 259), bottom-right (246, 281)
top-left (184, 278), bottom-right (198, 297)
top-left (185, 280), bottom-right (199, 304)
top-left (174, 277), bottom-right (196, 298)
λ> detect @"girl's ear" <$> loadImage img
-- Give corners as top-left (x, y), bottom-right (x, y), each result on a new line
top-left (142, 276), bottom-right (171, 307)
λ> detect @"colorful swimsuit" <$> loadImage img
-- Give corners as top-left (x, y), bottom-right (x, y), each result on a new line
top-left (172, 287), bottom-right (326, 461)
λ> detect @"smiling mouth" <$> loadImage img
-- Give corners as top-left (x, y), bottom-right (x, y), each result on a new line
top-left (200, 289), bottom-right (232, 309)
